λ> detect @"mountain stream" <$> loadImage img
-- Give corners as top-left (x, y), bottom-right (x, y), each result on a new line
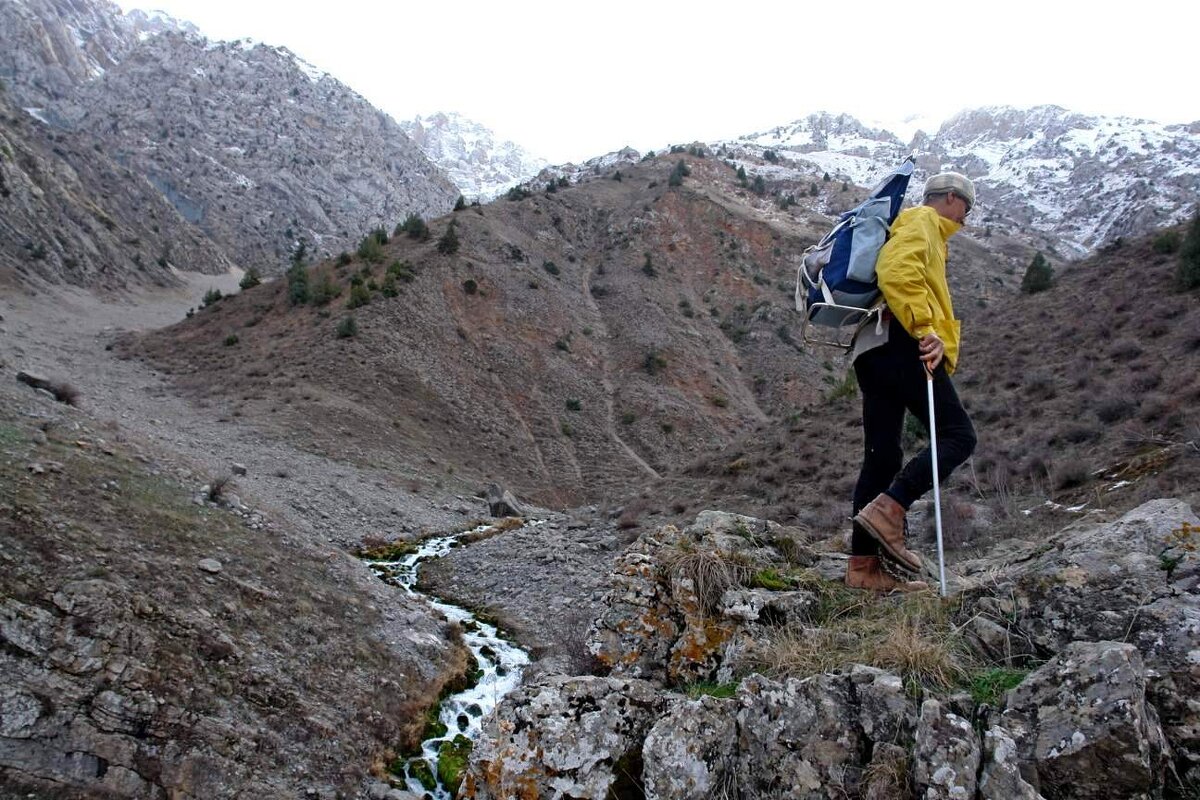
top-left (365, 523), bottom-right (533, 798)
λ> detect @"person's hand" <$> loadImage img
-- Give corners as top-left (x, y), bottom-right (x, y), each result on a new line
top-left (919, 333), bottom-right (944, 372)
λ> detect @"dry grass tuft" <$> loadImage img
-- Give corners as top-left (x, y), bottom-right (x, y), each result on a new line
top-left (663, 544), bottom-right (754, 616)
top-left (751, 572), bottom-right (970, 692)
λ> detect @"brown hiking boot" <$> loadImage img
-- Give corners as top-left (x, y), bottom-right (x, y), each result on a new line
top-left (845, 556), bottom-right (928, 593)
top-left (854, 493), bottom-right (923, 573)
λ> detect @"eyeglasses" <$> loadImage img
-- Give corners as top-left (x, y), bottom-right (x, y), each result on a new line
top-left (952, 192), bottom-right (973, 216)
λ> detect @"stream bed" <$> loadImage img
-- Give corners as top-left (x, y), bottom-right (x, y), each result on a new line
top-left (365, 523), bottom-right (532, 799)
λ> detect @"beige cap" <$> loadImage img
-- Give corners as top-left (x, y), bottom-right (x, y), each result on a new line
top-left (923, 172), bottom-right (976, 208)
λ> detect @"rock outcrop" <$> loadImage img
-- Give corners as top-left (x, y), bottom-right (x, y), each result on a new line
top-left (465, 500), bottom-right (1198, 798)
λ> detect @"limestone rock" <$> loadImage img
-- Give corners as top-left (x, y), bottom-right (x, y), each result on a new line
top-left (460, 674), bottom-right (665, 800)
top-left (734, 673), bottom-right (864, 799)
top-left (643, 694), bottom-right (737, 800)
top-left (986, 500), bottom-right (1200, 774)
top-left (1001, 640), bottom-right (1169, 799)
top-left (978, 725), bottom-right (1045, 800)
top-left (913, 698), bottom-right (979, 800)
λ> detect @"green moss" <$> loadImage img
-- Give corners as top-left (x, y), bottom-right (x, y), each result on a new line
top-left (684, 681), bottom-right (738, 699)
top-left (749, 568), bottom-right (790, 591)
top-left (357, 540), bottom-right (417, 561)
top-left (408, 757), bottom-right (437, 791)
top-left (966, 667), bottom-right (1029, 705)
top-left (437, 734), bottom-right (473, 794)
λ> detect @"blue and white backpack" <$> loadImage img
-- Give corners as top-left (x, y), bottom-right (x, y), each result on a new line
top-left (795, 157), bottom-right (914, 347)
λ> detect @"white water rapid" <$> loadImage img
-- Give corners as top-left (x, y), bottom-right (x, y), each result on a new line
top-left (367, 523), bottom-right (533, 799)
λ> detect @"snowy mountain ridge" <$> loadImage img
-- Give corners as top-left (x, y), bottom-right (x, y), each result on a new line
top-left (399, 112), bottom-right (549, 201)
top-left (718, 106), bottom-right (1200, 255)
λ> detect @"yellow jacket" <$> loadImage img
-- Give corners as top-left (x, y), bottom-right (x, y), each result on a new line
top-left (876, 205), bottom-right (963, 374)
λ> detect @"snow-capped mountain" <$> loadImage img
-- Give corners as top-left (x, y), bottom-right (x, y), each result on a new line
top-left (399, 112), bottom-right (548, 201)
top-left (718, 107), bottom-right (1200, 256)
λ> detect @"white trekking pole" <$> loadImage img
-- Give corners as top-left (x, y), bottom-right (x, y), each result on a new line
top-left (926, 366), bottom-right (948, 597)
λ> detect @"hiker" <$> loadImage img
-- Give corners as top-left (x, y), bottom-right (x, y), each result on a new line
top-left (845, 172), bottom-right (978, 592)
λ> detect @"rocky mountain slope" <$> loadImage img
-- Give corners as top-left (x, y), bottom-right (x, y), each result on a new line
top-left (727, 107), bottom-right (1200, 256)
top-left (1, 0), bottom-right (459, 280)
top-left (0, 0), bottom-right (197, 111)
top-left (56, 32), bottom-right (460, 273)
top-left (0, 85), bottom-right (231, 291)
top-left (399, 112), bottom-right (548, 202)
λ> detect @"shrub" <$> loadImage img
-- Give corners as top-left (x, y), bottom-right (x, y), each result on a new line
top-left (1152, 230), bottom-right (1180, 254)
top-left (643, 349), bottom-right (667, 375)
top-left (223, 334), bottom-right (238, 347)
top-left (453, 195), bottom-right (466, 211)
top-left (462, 278), bottom-right (478, 295)
top-left (751, 175), bottom-right (767, 196)
top-left (287, 264), bottom-right (310, 306)
top-left (620, 411), bottom-right (636, 425)
top-left (1096, 396), bottom-right (1136, 423)
top-left (668, 160), bottom-right (690, 187)
top-left (736, 165), bottom-right (747, 186)
top-left (310, 273), bottom-right (338, 306)
top-left (542, 260), bottom-right (560, 276)
top-left (641, 252), bottom-right (657, 278)
top-left (335, 315), bottom-right (357, 338)
top-left (336, 251), bottom-right (353, 266)
top-left (399, 213), bottom-right (429, 241)
top-left (202, 287), bottom-right (223, 307)
top-left (381, 274), bottom-right (399, 297)
top-left (1021, 251), bottom-right (1053, 293)
top-left (357, 232), bottom-right (384, 263)
top-left (239, 268), bottom-right (262, 290)
top-left (565, 398), bottom-right (581, 412)
top-left (346, 282), bottom-right (371, 309)
top-left (1178, 213), bottom-right (1200, 290)
top-left (506, 186), bottom-right (531, 201)
top-left (763, 150), bottom-right (779, 164)
top-left (437, 222), bottom-right (460, 255)
top-left (388, 259), bottom-right (416, 282)
top-left (612, 170), bottom-right (622, 182)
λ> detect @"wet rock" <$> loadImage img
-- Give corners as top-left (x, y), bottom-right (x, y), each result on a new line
top-left (913, 697), bottom-right (979, 800)
top-left (643, 694), bottom-right (737, 799)
top-left (1001, 640), bottom-right (1168, 799)
top-left (461, 674), bottom-right (664, 799)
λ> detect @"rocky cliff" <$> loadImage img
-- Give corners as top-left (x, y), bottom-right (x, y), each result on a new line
top-left (1, 0), bottom-right (459, 279)
top-left (0, 85), bottom-right (231, 290)
top-left (56, 32), bottom-right (459, 272)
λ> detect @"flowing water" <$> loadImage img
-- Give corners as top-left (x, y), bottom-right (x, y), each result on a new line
top-left (366, 523), bottom-right (533, 799)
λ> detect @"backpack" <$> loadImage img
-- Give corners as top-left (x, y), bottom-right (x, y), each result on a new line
top-left (795, 157), bottom-right (915, 347)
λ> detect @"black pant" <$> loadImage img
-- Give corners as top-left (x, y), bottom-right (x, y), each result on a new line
top-left (851, 320), bottom-right (976, 556)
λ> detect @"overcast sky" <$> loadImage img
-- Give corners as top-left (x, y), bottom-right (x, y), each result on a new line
top-left (116, 0), bottom-right (1198, 164)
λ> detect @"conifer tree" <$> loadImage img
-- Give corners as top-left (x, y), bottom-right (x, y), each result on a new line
top-left (437, 221), bottom-right (460, 255)
top-left (1177, 212), bottom-right (1200, 290)
top-left (1021, 251), bottom-right (1053, 294)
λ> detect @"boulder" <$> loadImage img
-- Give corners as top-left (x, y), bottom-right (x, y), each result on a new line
top-left (483, 483), bottom-right (525, 517)
top-left (1004, 502), bottom-right (1197, 774)
top-left (734, 673), bottom-right (864, 799)
top-left (643, 694), bottom-right (737, 800)
top-left (1001, 641), bottom-right (1169, 799)
top-left (459, 674), bottom-right (664, 800)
